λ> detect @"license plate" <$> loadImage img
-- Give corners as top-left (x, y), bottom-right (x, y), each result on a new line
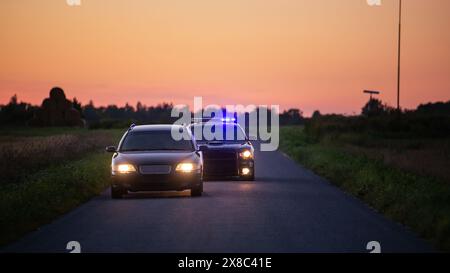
top-left (139, 165), bottom-right (171, 175)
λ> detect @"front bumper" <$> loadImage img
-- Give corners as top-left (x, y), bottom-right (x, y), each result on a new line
top-left (112, 172), bottom-right (202, 192)
top-left (204, 159), bottom-right (254, 179)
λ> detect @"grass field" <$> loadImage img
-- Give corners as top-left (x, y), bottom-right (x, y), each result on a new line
top-left (279, 126), bottom-right (450, 251)
top-left (0, 127), bottom-right (123, 246)
top-left (3, 124), bottom-right (449, 250)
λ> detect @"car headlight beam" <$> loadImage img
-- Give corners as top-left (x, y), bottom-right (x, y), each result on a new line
top-left (240, 150), bottom-right (253, 159)
top-left (242, 167), bottom-right (251, 175)
top-left (114, 164), bottom-right (137, 174)
top-left (176, 163), bottom-right (196, 173)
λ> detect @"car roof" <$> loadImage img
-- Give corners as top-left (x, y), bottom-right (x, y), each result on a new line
top-left (189, 122), bottom-right (241, 127)
top-left (189, 122), bottom-right (245, 132)
top-left (129, 124), bottom-right (185, 132)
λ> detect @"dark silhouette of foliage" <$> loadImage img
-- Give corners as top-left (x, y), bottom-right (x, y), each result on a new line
top-left (280, 108), bottom-right (304, 125)
top-left (72, 98), bottom-right (82, 115)
top-left (0, 95), bottom-right (37, 126)
top-left (312, 110), bottom-right (322, 119)
top-left (305, 98), bottom-right (450, 140)
top-left (1, 89), bottom-right (449, 135)
top-left (416, 100), bottom-right (450, 116)
top-left (28, 87), bottom-right (84, 127)
top-left (81, 101), bottom-right (177, 129)
top-left (361, 98), bottom-right (395, 117)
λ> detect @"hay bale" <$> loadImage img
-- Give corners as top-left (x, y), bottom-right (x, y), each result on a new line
top-left (29, 87), bottom-right (84, 127)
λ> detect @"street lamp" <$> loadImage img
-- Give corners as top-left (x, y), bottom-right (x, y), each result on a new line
top-left (364, 90), bottom-right (381, 100)
top-left (396, 0), bottom-right (402, 111)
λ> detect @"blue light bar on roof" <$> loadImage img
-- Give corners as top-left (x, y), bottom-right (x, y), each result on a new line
top-left (221, 117), bottom-right (236, 122)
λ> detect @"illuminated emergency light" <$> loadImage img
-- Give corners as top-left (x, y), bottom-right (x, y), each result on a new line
top-left (221, 117), bottom-right (236, 122)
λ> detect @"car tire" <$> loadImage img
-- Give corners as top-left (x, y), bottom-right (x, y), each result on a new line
top-left (191, 181), bottom-right (203, 197)
top-left (111, 186), bottom-right (126, 199)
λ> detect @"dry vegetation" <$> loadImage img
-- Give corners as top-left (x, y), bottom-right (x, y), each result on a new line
top-left (0, 128), bottom-right (122, 246)
top-left (280, 125), bottom-right (450, 251)
top-left (335, 136), bottom-right (450, 184)
top-left (0, 131), bottom-right (117, 185)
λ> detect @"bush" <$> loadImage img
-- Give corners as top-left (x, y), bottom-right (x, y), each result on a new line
top-left (304, 112), bottom-right (450, 140)
top-left (280, 126), bottom-right (450, 251)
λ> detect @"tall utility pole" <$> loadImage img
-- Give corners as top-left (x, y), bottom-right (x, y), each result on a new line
top-left (396, 0), bottom-right (402, 111)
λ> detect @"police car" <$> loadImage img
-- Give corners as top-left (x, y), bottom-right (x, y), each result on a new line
top-left (188, 119), bottom-right (255, 181)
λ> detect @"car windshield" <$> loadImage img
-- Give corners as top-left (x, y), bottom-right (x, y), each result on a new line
top-left (190, 123), bottom-right (247, 143)
top-left (120, 130), bottom-right (194, 152)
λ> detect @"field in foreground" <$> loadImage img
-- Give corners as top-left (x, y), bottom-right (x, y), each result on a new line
top-left (0, 127), bottom-right (123, 246)
top-left (279, 126), bottom-right (450, 251)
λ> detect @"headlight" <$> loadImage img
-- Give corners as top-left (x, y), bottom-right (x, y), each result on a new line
top-left (240, 150), bottom-right (253, 159)
top-left (176, 163), bottom-right (197, 173)
top-left (114, 164), bottom-right (136, 174)
top-left (242, 167), bottom-right (251, 175)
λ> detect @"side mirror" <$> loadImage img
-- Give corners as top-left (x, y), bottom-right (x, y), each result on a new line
top-left (106, 146), bottom-right (117, 153)
top-left (198, 145), bottom-right (208, 152)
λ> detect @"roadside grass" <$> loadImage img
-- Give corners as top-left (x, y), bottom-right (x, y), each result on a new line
top-left (0, 126), bottom-right (87, 138)
top-left (0, 152), bottom-right (112, 246)
top-left (0, 127), bottom-right (123, 246)
top-left (319, 132), bottom-right (450, 184)
top-left (280, 126), bottom-right (450, 251)
top-left (0, 130), bottom-right (120, 185)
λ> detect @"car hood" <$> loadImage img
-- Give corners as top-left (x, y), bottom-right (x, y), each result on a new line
top-left (199, 142), bottom-right (252, 151)
top-left (114, 151), bottom-right (197, 166)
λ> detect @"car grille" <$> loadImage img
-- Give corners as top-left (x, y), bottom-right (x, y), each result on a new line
top-left (139, 165), bottom-right (172, 175)
top-left (203, 150), bottom-right (238, 176)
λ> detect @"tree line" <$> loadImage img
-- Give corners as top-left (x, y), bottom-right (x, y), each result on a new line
top-left (0, 95), bottom-right (305, 128)
top-left (2, 93), bottom-right (449, 129)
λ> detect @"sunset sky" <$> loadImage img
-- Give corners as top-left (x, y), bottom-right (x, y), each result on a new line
top-left (1, 0), bottom-right (449, 115)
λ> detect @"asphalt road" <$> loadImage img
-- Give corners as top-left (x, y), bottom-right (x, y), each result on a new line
top-left (3, 144), bottom-right (433, 253)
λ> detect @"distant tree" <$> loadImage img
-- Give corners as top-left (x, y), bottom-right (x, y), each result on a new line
top-left (416, 101), bottom-right (450, 116)
top-left (10, 94), bottom-right (18, 105)
top-left (0, 95), bottom-right (36, 126)
top-left (280, 108), bottom-right (304, 125)
top-left (124, 103), bottom-right (134, 113)
top-left (105, 105), bottom-right (122, 119)
top-left (72, 98), bottom-right (82, 113)
top-left (136, 101), bottom-right (146, 112)
top-left (361, 99), bottom-right (394, 117)
top-left (312, 110), bottom-right (322, 119)
top-left (82, 100), bottom-right (99, 121)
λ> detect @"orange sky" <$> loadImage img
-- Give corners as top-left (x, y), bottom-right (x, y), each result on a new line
top-left (1, 0), bottom-right (449, 115)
